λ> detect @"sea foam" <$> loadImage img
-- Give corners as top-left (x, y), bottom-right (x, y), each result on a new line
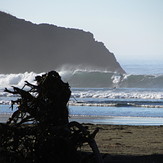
top-left (0, 72), bottom-right (39, 88)
top-left (1, 70), bottom-right (163, 91)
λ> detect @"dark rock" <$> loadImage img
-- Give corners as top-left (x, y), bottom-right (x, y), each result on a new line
top-left (0, 11), bottom-right (125, 74)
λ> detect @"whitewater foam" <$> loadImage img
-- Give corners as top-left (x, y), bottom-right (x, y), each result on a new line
top-left (0, 72), bottom-right (42, 89)
top-left (1, 70), bottom-right (163, 88)
top-left (71, 88), bottom-right (163, 100)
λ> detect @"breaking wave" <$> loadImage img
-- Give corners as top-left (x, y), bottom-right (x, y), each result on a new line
top-left (61, 70), bottom-right (163, 88)
top-left (0, 72), bottom-right (40, 89)
top-left (71, 88), bottom-right (163, 100)
top-left (0, 70), bottom-right (163, 89)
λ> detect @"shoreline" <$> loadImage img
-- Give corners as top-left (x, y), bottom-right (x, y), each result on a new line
top-left (1, 113), bottom-right (163, 156)
top-left (1, 113), bottom-right (163, 155)
top-left (1, 113), bottom-right (163, 126)
top-left (70, 115), bottom-right (163, 126)
top-left (0, 120), bottom-right (163, 162)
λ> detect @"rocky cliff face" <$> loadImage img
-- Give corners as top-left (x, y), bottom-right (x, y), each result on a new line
top-left (0, 11), bottom-right (125, 74)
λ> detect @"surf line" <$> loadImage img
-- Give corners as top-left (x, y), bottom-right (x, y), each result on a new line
top-left (70, 94), bottom-right (84, 104)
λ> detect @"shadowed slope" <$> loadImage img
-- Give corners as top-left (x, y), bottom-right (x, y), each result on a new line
top-left (0, 11), bottom-right (125, 74)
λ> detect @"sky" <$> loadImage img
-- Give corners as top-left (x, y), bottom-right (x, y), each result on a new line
top-left (0, 0), bottom-right (163, 64)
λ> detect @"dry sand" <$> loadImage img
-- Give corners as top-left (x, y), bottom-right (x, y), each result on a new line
top-left (0, 122), bottom-right (163, 162)
top-left (83, 124), bottom-right (163, 155)
top-left (81, 124), bottom-right (163, 162)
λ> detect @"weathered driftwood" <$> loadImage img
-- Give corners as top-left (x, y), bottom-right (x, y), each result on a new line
top-left (0, 71), bottom-right (102, 163)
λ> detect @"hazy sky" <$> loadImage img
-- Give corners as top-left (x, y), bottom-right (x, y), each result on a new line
top-left (0, 0), bottom-right (163, 64)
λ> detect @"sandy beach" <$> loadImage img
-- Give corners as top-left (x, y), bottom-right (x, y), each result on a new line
top-left (1, 115), bottom-right (163, 155)
top-left (83, 124), bottom-right (163, 155)
top-left (81, 124), bottom-right (163, 162)
top-left (0, 121), bottom-right (163, 162)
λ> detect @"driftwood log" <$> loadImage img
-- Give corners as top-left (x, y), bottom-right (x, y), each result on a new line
top-left (0, 71), bottom-right (102, 163)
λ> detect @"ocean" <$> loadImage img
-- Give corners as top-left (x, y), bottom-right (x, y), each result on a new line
top-left (0, 62), bottom-right (163, 126)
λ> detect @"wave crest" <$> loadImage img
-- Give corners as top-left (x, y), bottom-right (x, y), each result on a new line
top-left (0, 70), bottom-right (163, 89)
top-left (0, 72), bottom-right (43, 89)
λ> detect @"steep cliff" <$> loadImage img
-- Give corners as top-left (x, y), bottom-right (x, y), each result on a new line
top-left (0, 11), bottom-right (125, 74)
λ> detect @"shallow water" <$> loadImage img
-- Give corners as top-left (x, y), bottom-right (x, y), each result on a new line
top-left (1, 104), bottom-right (163, 125)
top-left (69, 105), bottom-right (163, 126)
top-left (70, 116), bottom-right (163, 126)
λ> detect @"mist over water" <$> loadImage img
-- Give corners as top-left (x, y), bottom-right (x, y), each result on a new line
top-left (0, 63), bottom-right (163, 89)
top-left (1, 63), bottom-right (163, 104)
top-left (1, 70), bottom-right (163, 89)
top-left (60, 63), bottom-right (163, 88)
